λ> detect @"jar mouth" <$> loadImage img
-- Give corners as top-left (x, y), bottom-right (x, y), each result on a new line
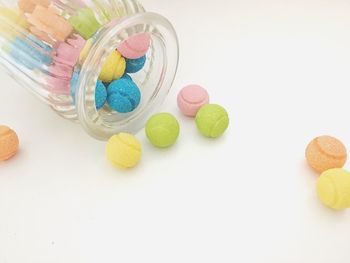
top-left (75, 12), bottom-right (179, 140)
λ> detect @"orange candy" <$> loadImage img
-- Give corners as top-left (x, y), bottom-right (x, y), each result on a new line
top-left (18, 0), bottom-right (50, 13)
top-left (305, 136), bottom-right (347, 174)
top-left (0, 125), bottom-right (19, 161)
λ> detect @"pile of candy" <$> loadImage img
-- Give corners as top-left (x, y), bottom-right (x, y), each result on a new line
top-left (306, 136), bottom-right (350, 210)
top-left (106, 84), bottom-right (229, 169)
top-left (0, 0), bottom-right (151, 114)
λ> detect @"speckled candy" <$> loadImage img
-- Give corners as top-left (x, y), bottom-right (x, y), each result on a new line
top-left (117, 33), bottom-right (151, 59)
top-left (306, 136), bottom-right (347, 174)
top-left (317, 168), bottom-right (350, 210)
top-left (125, 55), bottom-right (146, 73)
top-left (0, 125), bottom-right (19, 161)
top-left (145, 113), bottom-right (180, 148)
top-left (106, 133), bottom-right (141, 169)
top-left (99, 50), bottom-right (126, 83)
top-left (107, 78), bottom-right (141, 113)
top-left (177, 84), bottom-right (209, 117)
top-left (195, 104), bottom-right (229, 138)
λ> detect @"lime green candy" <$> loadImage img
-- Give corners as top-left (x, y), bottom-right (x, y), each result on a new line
top-left (145, 113), bottom-right (180, 148)
top-left (69, 8), bottom-right (101, 39)
top-left (195, 104), bottom-right (229, 138)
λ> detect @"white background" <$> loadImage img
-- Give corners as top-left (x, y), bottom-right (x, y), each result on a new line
top-left (1, 0), bottom-right (350, 262)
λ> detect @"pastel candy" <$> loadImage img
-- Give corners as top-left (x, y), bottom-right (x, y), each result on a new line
top-left (306, 136), bottom-right (347, 174)
top-left (9, 37), bottom-right (52, 69)
top-left (195, 104), bottom-right (229, 138)
top-left (106, 133), bottom-right (142, 169)
top-left (107, 78), bottom-right (141, 113)
top-left (27, 5), bottom-right (73, 42)
top-left (125, 55), bottom-right (146, 73)
top-left (317, 168), bottom-right (350, 210)
top-left (177, 85), bottom-right (209, 117)
top-left (145, 113), bottom-right (180, 148)
top-left (49, 62), bottom-right (73, 94)
top-left (18, 0), bottom-right (50, 13)
top-left (69, 8), bottom-right (101, 39)
top-left (117, 33), bottom-right (151, 59)
top-left (53, 35), bottom-right (86, 67)
top-left (99, 50), bottom-right (126, 83)
top-left (0, 125), bottom-right (19, 161)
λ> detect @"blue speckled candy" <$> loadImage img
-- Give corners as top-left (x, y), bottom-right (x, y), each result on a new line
top-left (95, 81), bottom-right (107, 110)
top-left (107, 78), bottom-right (141, 113)
top-left (70, 74), bottom-right (107, 110)
top-left (125, 55), bottom-right (146, 73)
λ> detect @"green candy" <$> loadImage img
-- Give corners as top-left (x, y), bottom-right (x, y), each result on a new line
top-left (195, 104), bottom-right (229, 138)
top-left (69, 8), bottom-right (101, 39)
top-left (145, 113), bottom-right (180, 148)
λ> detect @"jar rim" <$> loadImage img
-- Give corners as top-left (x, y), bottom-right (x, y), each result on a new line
top-left (75, 12), bottom-right (179, 140)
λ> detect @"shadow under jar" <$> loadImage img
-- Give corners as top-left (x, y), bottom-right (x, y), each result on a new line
top-left (0, 0), bottom-right (179, 140)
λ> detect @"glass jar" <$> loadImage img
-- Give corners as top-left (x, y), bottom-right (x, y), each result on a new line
top-left (0, 0), bottom-right (179, 140)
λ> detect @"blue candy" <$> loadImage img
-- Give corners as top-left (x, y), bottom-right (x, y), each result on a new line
top-left (95, 81), bottom-right (107, 110)
top-left (107, 78), bottom-right (141, 113)
top-left (9, 37), bottom-right (52, 69)
top-left (125, 55), bottom-right (146, 74)
top-left (70, 74), bottom-right (107, 110)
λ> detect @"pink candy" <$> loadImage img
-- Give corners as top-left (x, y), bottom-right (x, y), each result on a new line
top-left (177, 85), bottom-right (209, 117)
top-left (117, 33), bottom-right (151, 59)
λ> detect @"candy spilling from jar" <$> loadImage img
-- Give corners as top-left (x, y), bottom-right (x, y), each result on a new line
top-left (0, 0), bottom-right (151, 113)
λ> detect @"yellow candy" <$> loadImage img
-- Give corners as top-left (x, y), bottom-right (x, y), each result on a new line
top-left (316, 168), bottom-right (350, 210)
top-left (99, 50), bottom-right (126, 83)
top-left (0, 8), bottom-right (28, 40)
top-left (106, 133), bottom-right (141, 169)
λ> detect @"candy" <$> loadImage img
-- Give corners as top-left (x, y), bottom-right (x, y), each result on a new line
top-left (95, 81), bottom-right (107, 110)
top-left (125, 55), bottom-right (146, 73)
top-left (0, 125), bottom-right (19, 161)
top-left (145, 113), bottom-right (180, 148)
top-left (99, 50), bottom-right (126, 83)
top-left (106, 133), bottom-right (141, 169)
top-left (27, 5), bottom-right (73, 42)
top-left (9, 37), bottom-right (52, 69)
top-left (177, 84), bottom-right (209, 117)
top-left (68, 8), bottom-right (101, 39)
top-left (316, 168), bottom-right (350, 210)
top-left (305, 136), bottom-right (347, 174)
top-left (107, 78), bottom-right (141, 113)
top-left (117, 33), bottom-right (151, 59)
top-left (70, 74), bottom-right (107, 110)
top-left (195, 104), bottom-right (229, 138)
top-left (18, 0), bottom-right (50, 13)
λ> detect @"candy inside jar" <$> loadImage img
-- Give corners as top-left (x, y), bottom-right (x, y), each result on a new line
top-left (0, 0), bottom-right (179, 140)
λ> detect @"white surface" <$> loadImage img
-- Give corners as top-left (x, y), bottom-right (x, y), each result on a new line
top-left (1, 0), bottom-right (350, 262)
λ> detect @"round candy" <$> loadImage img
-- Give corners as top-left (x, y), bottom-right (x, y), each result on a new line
top-left (95, 81), bottom-right (107, 110)
top-left (177, 84), bottom-right (209, 117)
top-left (107, 78), bottom-right (141, 113)
top-left (117, 33), bottom-right (151, 59)
top-left (306, 136), bottom-right (347, 174)
top-left (0, 125), bottom-right (19, 161)
top-left (195, 104), bottom-right (229, 138)
top-left (316, 168), bottom-right (350, 210)
top-left (106, 133), bottom-right (141, 169)
top-left (125, 55), bottom-right (146, 73)
top-left (99, 50), bottom-right (126, 83)
top-left (145, 113), bottom-right (180, 148)
top-left (121, 73), bottom-right (132, 81)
